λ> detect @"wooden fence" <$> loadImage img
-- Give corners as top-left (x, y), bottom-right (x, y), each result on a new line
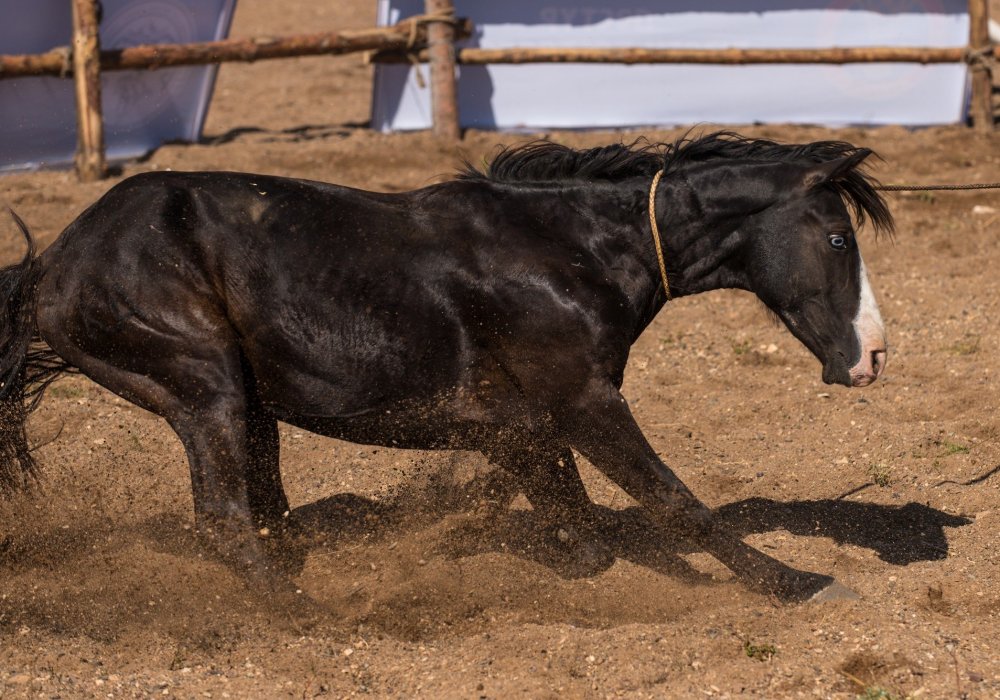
top-left (0, 0), bottom-right (994, 181)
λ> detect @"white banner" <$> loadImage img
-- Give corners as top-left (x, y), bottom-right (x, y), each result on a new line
top-left (372, 0), bottom-right (970, 130)
top-left (0, 0), bottom-right (236, 172)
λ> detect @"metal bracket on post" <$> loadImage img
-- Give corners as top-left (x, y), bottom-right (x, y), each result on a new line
top-left (424, 0), bottom-right (460, 141)
top-left (72, 0), bottom-right (107, 181)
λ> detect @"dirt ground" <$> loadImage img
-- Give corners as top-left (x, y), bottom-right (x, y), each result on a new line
top-left (2, 2), bottom-right (1000, 698)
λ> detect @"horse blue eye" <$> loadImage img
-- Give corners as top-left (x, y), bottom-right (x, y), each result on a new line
top-left (829, 235), bottom-right (847, 250)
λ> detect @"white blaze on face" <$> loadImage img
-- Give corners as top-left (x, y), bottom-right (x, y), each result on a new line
top-left (850, 256), bottom-right (887, 387)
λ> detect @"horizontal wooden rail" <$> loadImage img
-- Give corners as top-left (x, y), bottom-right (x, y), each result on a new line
top-left (370, 45), bottom-right (1000, 66)
top-left (0, 19), bottom-right (473, 79)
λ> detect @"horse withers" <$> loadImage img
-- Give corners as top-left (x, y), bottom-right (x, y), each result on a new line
top-left (0, 132), bottom-right (892, 606)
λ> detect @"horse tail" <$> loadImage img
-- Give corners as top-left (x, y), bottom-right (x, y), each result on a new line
top-left (0, 210), bottom-right (67, 493)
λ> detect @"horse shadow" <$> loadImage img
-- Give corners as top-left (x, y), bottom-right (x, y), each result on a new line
top-left (713, 497), bottom-right (970, 565)
top-left (280, 474), bottom-right (973, 581)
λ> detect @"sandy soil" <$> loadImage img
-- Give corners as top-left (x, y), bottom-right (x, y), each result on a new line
top-left (1, 2), bottom-right (1000, 698)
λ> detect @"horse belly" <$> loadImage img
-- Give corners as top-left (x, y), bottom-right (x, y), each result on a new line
top-left (243, 304), bottom-right (471, 420)
top-left (253, 376), bottom-right (518, 452)
top-left (243, 311), bottom-right (532, 450)
top-left (267, 406), bottom-right (486, 450)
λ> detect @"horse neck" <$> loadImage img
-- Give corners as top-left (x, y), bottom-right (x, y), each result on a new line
top-left (610, 171), bottom-right (756, 336)
top-left (666, 165), bottom-right (776, 286)
top-left (484, 176), bottom-right (755, 339)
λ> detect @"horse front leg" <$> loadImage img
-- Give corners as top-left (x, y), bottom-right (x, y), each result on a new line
top-left (489, 444), bottom-right (591, 522)
top-left (564, 383), bottom-right (850, 602)
top-left (489, 443), bottom-right (614, 572)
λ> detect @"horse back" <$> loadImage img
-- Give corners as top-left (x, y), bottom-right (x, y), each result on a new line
top-left (35, 171), bottom-right (611, 429)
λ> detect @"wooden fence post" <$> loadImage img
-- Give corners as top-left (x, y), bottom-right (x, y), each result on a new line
top-left (968, 0), bottom-right (994, 132)
top-left (425, 0), bottom-right (460, 140)
top-left (71, 0), bottom-right (107, 181)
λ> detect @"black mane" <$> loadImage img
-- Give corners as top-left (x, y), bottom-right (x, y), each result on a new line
top-left (460, 131), bottom-right (894, 236)
top-left (460, 140), bottom-right (664, 184)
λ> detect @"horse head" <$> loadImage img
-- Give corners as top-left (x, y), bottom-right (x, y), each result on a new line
top-left (659, 137), bottom-right (894, 388)
top-left (747, 151), bottom-right (891, 387)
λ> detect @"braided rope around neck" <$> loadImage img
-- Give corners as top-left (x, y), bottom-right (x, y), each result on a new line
top-left (647, 170), bottom-right (671, 301)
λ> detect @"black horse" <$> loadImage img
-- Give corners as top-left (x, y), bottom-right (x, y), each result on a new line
top-left (0, 132), bottom-right (892, 606)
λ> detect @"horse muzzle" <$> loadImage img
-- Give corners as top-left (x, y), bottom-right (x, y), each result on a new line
top-left (848, 259), bottom-right (887, 388)
top-left (822, 355), bottom-right (852, 387)
top-left (849, 345), bottom-right (887, 387)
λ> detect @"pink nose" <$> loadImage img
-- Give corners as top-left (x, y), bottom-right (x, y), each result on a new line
top-left (852, 347), bottom-right (887, 387)
top-left (872, 349), bottom-right (886, 378)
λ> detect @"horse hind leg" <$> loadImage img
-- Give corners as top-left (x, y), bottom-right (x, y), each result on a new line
top-left (242, 380), bottom-right (311, 576)
top-left (244, 377), bottom-right (290, 533)
top-left (37, 303), bottom-right (298, 599)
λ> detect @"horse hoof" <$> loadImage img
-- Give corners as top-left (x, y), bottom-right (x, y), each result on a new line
top-left (809, 579), bottom-right (860, 603)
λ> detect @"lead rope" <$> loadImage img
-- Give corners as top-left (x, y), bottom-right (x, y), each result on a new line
top-left (876, 182), bottom-right (1000, 192)
top-left (647, 169), bottom-right (672, 301)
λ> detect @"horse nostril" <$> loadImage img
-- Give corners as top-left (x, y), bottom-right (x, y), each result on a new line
top-left (871, 349), bottom-right (887, 377)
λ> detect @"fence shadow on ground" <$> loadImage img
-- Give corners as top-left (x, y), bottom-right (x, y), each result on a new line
top-left (198, 123), bottom-right (359, 146)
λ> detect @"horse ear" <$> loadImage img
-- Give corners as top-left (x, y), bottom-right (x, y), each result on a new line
top-left (802, 149), bottom-right (873, 189)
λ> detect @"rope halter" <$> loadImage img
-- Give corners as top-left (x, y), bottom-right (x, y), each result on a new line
top-left (647, 170), bottom-right (672, 301)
